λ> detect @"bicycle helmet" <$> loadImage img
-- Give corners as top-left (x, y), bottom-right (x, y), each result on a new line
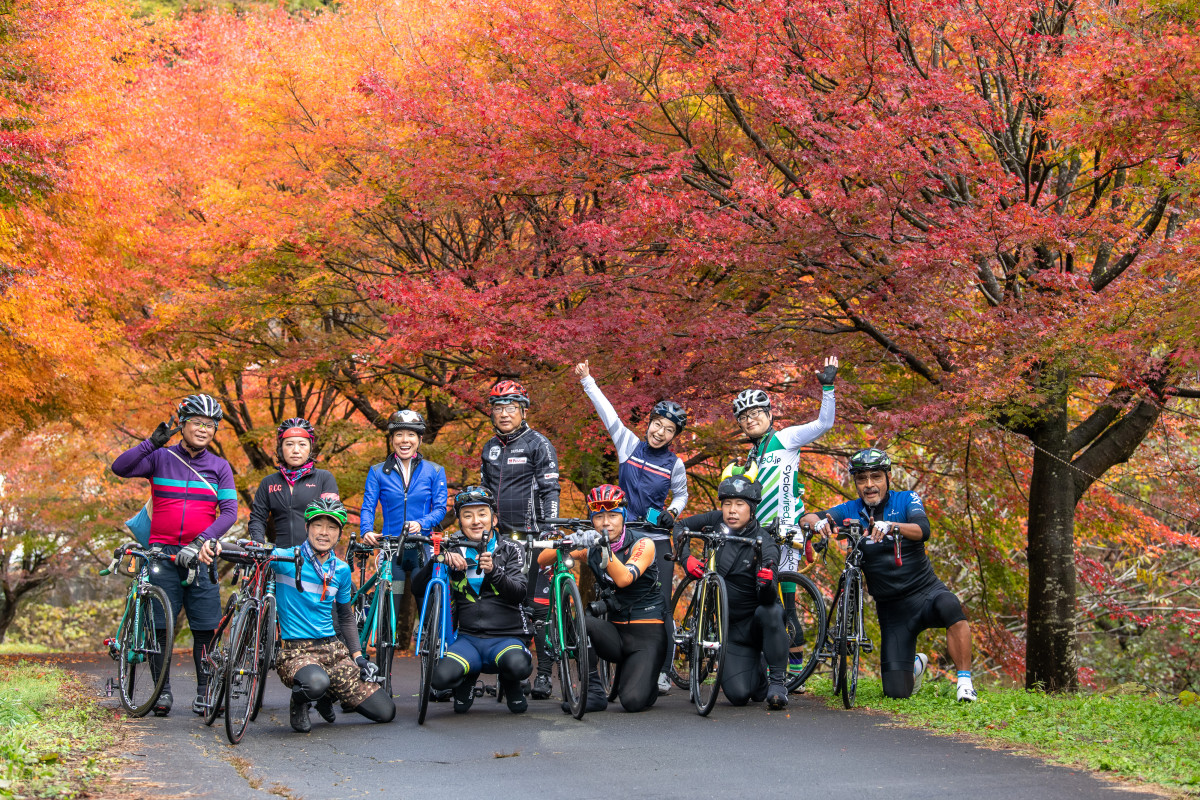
top-left (732, 389), bottom-right (771, 418)
top-left (304, 497), bottom-right (348, 529)
top-left (651, 400), bottom-right (687, 433)
top-left (386, 409), bottom-right (427, 435)
top-left (586, 484), bottom-right (627, 518)
top-left (488, 379), bottom-right (530, 407)
top-left (178, 394), bottom-right (223, 423)
top-left (848, 448), bottom-right (892, 475)
top-left (276, 417), bottom-right (317, 460)
top-left (454, 485), bottom-right (497, 515)
top-left (717, 475), bottom-right (762, 514)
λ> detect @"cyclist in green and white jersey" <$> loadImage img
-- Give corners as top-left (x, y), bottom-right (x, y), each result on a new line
top-left (733, 356), bottom-right (838, 675)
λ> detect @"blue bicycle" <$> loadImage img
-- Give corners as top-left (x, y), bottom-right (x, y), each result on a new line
top-left (408, 532), bottom-right (481, 725)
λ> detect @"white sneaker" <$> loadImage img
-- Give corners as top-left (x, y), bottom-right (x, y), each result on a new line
top-left (657, 672), bottom-right (671, 696)
top-left (957, 682), bottom-right (977, 702)
top-left (912, 653), bottom-right (928, 694)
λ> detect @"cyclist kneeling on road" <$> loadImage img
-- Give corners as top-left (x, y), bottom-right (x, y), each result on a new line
top-left (800, 448), bottom-right (976, 702)
top-left (677, 475), bottom-right (791, 709)
top-left (205, 498), bottom-right (397, 731)
top-left (411, 486), bottom-right (533, 715)
top-left (546, 485), bottom-right (667, 714)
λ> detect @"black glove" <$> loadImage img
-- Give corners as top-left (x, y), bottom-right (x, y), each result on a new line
top-left (175, 537), bottom-right (206, 570)
top-left (817, 362), bottom-right (838, 388)
top-left (658, 510), bottom-right (676, 529)
top-left (356, 655), bottom-right (379, 682)
top-left (149, 415), bottom-right (181, 449)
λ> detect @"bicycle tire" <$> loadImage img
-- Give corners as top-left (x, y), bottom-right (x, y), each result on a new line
top-left (416, 589), bottom-right (443, 725)
top-left (118, 584), bottom-right (173, 718)
top-left (667, 575), bottom-right (699, 690)
top-left (225, 604), bottom-right (261, 744)
top-left (203, 595), bottom-right (238, 726)
top-left (840, 576), bottom-right (861, 710)
top-left (249, 594), bottom-right (276, 722)
top-left (374, 583), bottom-right (395, 698)
top-left (557, 578), bottom-right (588, 719)
top-left (826, 579), bottom-right (846, 698)
top-left (778, 571), bottom-right (827, 692)
top-left (691, 573), bottom-right (728, 716)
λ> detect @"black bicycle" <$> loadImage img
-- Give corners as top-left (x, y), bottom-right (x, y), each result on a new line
top-left (820, 519), bottom-right (874, 709)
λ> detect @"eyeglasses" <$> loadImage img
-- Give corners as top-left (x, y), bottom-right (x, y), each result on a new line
top-left (737, 408), bottom-right (768, 422)
top-left (186, 419), bottom-right (218, 431)
top-left (587, 498), bottom-right (624, 513)
top-left (492, 404), bottom-right (522, 416)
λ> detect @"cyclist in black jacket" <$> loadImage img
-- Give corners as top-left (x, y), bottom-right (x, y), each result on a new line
top-left (479, 379), bottom-right (561, 699)
top-left (247, 418), bottom-right (340, 548)
top-left (677, 475), bottom-right (790, 709)
top-left (411, 486), bottom-right (532, 715)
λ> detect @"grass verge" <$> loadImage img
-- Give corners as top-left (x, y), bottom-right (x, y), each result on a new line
top-left (808, 674), bottom-right (1200, 796)
top-left (0, 661), bottom-right (124, 798)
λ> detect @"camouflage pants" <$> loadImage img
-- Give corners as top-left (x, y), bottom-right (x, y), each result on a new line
top-left (276, 638), bottom-right (378, 709)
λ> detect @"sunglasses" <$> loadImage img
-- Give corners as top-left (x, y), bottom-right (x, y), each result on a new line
top-left (588, 498), bottom-right (624, 512)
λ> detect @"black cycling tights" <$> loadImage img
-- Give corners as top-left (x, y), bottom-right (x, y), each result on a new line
top-left (586, 618), bottom-right (667, 713)
top-left (430, 648), bottom-right (532, 692)
top-left (721, 603), bottom-right (790, 706)
top-left (151, 628), bottom-right (214, 692)
top-left (292, 665), bottom-right (396, 723)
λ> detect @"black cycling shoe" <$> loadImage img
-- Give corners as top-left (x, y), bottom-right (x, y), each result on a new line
top-left (153, 688), bottom-right (173, 717)
top-left (452, 682), bottom-right (475, 714)
top-left (766, 668), bottom-right (789, 709)
top-left (501, 680), bottom-right (527, 714)
top-left (314, 694), bottom-right (336, 724)
top-left (290, 693), bottom-right (312, 733)
top-left (191, 690), bottom-right (207, 716)
top-left (531, 673), bottom-right (552, 699)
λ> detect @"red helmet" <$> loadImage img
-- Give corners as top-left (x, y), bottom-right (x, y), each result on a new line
top-left (586, 484), bottom-right (627, 516)
top-left (488, 379), bottom-right (530, 407)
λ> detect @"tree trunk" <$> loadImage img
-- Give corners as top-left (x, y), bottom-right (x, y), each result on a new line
top-left (1024, 396), bottom-right (1079, 692)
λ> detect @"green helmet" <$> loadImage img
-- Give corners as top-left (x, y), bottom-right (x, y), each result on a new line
top-left (304, 497), bottom-right (348, 529)
top-left (848, 448), bottom-right (892, 475)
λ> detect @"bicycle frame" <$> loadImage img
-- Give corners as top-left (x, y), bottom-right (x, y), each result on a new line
top-left (105, 547), bottom-right (175, 664)
top-left (355, 537), bottom-right (404, 653)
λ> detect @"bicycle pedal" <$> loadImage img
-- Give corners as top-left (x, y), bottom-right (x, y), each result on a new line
top-left (861, 641), bottom-right (874, 653)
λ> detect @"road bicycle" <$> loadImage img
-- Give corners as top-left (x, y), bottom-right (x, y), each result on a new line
top-left (198, 541), bottom-right (302, 743)
top-left (406, 532), bottom-right (480, 724)
top-left (773, 522), bottom-right (829, 692)
top-left (531, 518), bottom-right (593, 719)
top-left (819, 519), bottom-right (875, 709)
top-left (101, 544), bottom-right (178, 717)
top-left (347, 533), bottom-right (408, 697)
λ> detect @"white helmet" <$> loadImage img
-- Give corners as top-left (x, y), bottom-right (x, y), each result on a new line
top-left (732, 389), bottom-right (771, 418)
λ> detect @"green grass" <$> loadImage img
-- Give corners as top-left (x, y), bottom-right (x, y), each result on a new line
top-left (808, 674), bottom-right (1200, 795)
top-left (0, 662), bottom-right (121, 798)
top-left (0, 643), bottom-right (55, 655)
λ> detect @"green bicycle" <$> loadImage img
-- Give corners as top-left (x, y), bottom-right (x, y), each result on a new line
top-left (101, 544), bottom-right (177, 717)
top-left (348, 533), bottom-right (407, 697)
top-left (531, 519), bottom-right (591, 719)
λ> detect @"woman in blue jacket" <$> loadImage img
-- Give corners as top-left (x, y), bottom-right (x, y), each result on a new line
top-left (360, 409), bottom-right (448, 597)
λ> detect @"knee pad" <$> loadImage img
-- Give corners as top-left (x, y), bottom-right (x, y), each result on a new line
top-left (293, 664), bottom-right (331, 700)
top-left (497, 647), bottom-right (532, 682)
top-left (882, 669), bottom-right (914, 699)
top-left (355, 689), bottom-right (397, 723)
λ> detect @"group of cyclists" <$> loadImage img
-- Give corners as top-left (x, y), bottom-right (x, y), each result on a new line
top-left (109, 354), bottom-right (976, 734)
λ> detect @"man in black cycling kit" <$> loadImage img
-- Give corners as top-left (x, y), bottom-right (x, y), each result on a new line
top-left (479, 379), bottom-right (561, 699)
top-left (801, 448), bottom-right (977, 702)
top-left (247, 418), bottom-right (340, 548)
top-left (677, 476), bottom-right (791, 709)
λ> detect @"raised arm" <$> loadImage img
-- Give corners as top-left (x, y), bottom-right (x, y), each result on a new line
top-left (577, 363), bottom-right (641, 462)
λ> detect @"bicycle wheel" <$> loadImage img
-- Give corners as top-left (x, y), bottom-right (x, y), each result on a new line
top-left (416, 589), bottom-right (443, 725)
top-left (667, 575), bottom-right (699, 690)
top-left (249, 594), bottom-right (276, 722)
top-left (826, 579), bottom-right (845, 697)
top-left (225, 605), bottom-right (261, 744)
top-left (840, 576), bottom-right (862, 710)
top-left (557, 578), bottom-right (588, 719)
top-left (690, 573), bottom-right (728, 716)
top-left (374, 584), bottom-right (395, 697)
top-left (203, 595), bottom-right (238, 726)
top-left (778, 571), bottom-right (827, 692)
top-left (117, 584), bottom-right (173, 718)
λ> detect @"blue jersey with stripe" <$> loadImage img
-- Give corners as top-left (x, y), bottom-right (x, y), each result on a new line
top-left (270, 547), bottom-right (353, 640)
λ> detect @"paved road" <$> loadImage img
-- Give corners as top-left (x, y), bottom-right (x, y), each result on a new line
top-left (57, 652), bottom-right (1137, 800)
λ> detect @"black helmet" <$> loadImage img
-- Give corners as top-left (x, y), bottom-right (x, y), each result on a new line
top-left (848, 448), bottom-right (892, 475)
top-left (304, 497), bottom-right (348, 530)
top-left (453, 485), bottom-right (497, 516)
top-left (651, 400), bottom-right (687, 433)
top-left (276, 417), bottom-right (317, 461)
top-left (178, 394), bottom-right (223, 423)
top-left (718, 475), bottom-right (762, 514)
top-left (386, 409), bottom-right (427, 436)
